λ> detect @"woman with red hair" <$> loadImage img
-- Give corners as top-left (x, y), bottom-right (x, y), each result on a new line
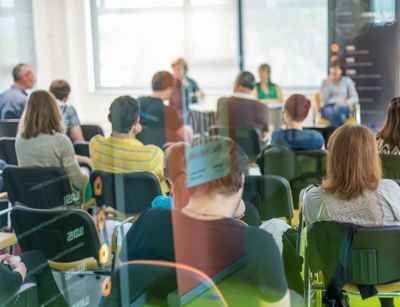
top-left (270, 94), bottom-right (324, 150)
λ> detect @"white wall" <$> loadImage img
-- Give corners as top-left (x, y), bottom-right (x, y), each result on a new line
top-left (31, 0), bottom-right (319, 133)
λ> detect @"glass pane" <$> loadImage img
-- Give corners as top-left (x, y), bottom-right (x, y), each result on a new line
top-left (243, 0), bottom-right (328, 88)
top-left (0, 0), bottom-right (14, 8)
top-left (98, 11), bottom-right (184, 88)
top-left (94, 2), bottom-right (237, 89)
top-left (104, 0), bottom-right (183, 9)
top-left (0, 0), bottom-right (36, 90)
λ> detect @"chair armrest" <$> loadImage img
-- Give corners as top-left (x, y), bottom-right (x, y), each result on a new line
top-left (111, 216), bottom-right (138, 270)
top-left (0, 192), bottom-right (8, 200)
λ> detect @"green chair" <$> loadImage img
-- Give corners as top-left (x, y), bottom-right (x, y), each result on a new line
top-left (243, 175), bottom-right (294, 224)
top-left (380, 154), bottom-right (400, 183)
top-left (304, 221), bottom-right (400, 307)
top-left (257, 146), bottom-right (327, 208)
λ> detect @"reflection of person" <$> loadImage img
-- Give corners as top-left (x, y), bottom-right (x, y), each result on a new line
top-left (376, 97), bottom-right (400, 155)
top-left (0, 251), bottom-right (68, 307)
top-left (89, 96), bottom-right (169, 194)
top-left (16, 90), bottom-right (89, 205)
top-left (120, 137), bottom-right (290, 306)
top-left (138, 71), bottom-right (185, 144)
top-left (270, 94), bottom-right (324, 150)
top-left (320, 61), bottom-right (359, 126)
top-left (0, 63), bottom-right (36, 119)
top-left (217, 71), bottom-right (269, 141)
top-left (171, 57), bottom-right (204, 105)
top-left (255, 64), bottom-right (283, 104)
top-left (303, 125), bottom-right (400, 307)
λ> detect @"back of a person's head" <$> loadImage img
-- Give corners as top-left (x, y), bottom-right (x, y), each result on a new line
top-left (12, 63), bottom-right (31, 81)
top-left (322, 124), bottom-right (381, 200)
top-left (109, 96), bottom-right (140, 133)
top-left (19, 90), bottom-right (64, 138)
top-left (189, 136), bottom-right (249, 198)
top-left (284, 94), bottom-right (311, 122)
top-left (378, 97), bottom-right (400, 147)
top-left (49, 79), bottom-right (71, 101)
top-left (235, 71), bottom-right (256, 90)
top-left (152, 71), bottom-right (174, 92)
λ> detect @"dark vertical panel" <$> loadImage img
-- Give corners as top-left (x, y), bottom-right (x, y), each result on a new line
top-left (328, 0), bottom-right (400, 127)
top-left (238, 0), bottom-right (244, 71)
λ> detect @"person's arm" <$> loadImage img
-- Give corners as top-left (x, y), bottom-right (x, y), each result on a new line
top-left (151, 146), bottom-right (169, 195)
top-left (303, 187), bottom-right (324, 225)
top-left (0, 254), bottom-right (26, 301)
top-left (69, 126), bottom-right (85, 142)
top-left (379, 179), bottom-right (400, 221)
top-left (59, 136), bottom-right (89, 206)
top-left (345, 77), bottom-right (359, 106)
top-left (276, 85), bottom-right (284, 102)
top-left (320, 80), bottom-right (331, 106)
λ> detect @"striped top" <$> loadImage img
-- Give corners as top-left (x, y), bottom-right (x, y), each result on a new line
top-left (89, 135), bottom-right (168, 194)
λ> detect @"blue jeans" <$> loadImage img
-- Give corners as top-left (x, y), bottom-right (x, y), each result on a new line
top-left (321, 104), bottom-right (350, 127)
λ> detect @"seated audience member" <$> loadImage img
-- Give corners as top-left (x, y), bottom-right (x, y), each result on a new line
top-left (49, 79), bottom-right (84, 142)
top-left (255, 63), bottom-right (283, 104)
top-left (320, 61), bottom-right (359, 126)
top-left (49, 79), bottom-right (92, 168)
top-left (0, 251), bottom-right (68, 307)
top-left (16, 90), bottom-right (89, 205)
top-left (217, 71), bottom-right (269, 141)
top-left (151, 142), bottom-right (261, 227)
top-left (0, 63), bottom-right (36, 119)
top-left (171, 57), bottom-right (204, 105)
top-left (119, 137), bottom-right (290, 306)
top-left (270, 94), bottom-right (324, 150)
top-left (89, 95), bottom-right (168, 194)
top-left (303, 124), bottom-right (400, 307)
top-left (376, 97), bottom-right (400, 155)
top-left (138, 71), bottom-right (185, 144)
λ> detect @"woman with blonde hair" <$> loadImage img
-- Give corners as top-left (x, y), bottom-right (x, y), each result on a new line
top-left (304, 124), bottom-right (400, 227)
top-left (16, 90), bottom-right (89, 206)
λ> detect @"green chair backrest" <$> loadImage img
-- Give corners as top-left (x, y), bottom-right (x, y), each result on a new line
top-left (380, 154), bottom-right (400, 181)
top-left (243, 175), bottom-right (294, 222)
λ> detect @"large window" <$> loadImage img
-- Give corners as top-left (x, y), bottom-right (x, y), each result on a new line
top-left (243, 0), bottom-right (328, 89)
top-left (91, 0), bottom-right (328, 90)
top-left (0, 0), bottom-right (36, 90)
top-left (91, 0), bottom-right (238, 90)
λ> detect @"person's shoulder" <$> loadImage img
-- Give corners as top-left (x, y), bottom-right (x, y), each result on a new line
top-left (342, 76), bottom-right (355, 84)
top-left (90, 134), bottom-right (106, 144)
top-left (143, 143), bottom-right (164, 154)
top-left (53, 132), bottom-right (73, 146)
top-left (379, 179), bottom-right (400, 191)
top-left (138, 207), bottom-right (172, 226)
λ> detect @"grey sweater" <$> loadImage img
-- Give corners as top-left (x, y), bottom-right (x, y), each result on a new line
top-left (320, 76), bottom-right (359, 106)
top-left (15, 133), bottom-right (88, 192)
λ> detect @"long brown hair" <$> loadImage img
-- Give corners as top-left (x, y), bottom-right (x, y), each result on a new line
top-left (165, 142), bottom-right (189, 209)
top-left (377, 97), bottom-right (400, 147)
top-left (19, 90), bottom-right (65, 139)
top-left (322, 125), bottom-right (382, 200)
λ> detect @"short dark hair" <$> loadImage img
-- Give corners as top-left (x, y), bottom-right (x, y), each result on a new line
top-left (12, 63), bottom-right (32, 81)
top-left (235, 71), bottom-right (255, 90)
top-left (152, 71), bottom-right (174, 91)
top-left (49, 79), bottom-right (71, 101)
top-left (109, 96), bottom-right (140, 133)
top-left (330, 60), bottom-right (346, 75)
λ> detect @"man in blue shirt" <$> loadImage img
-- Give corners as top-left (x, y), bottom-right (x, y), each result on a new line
top-left (0, 63), bottom-right (36, 119)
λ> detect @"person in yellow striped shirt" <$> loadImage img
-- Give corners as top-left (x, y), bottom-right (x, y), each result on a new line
top-left (89, 95), bottom-right (168, 194)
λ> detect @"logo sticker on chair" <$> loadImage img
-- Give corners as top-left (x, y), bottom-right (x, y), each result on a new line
top-left (102, 277), bottom-right (112, 297)
top-left (93, 176), bottom-right (103, 197)
top-left (96, 210), bottom-right (106, 231)
top-left (99, 243), bottom-right (110, 265)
